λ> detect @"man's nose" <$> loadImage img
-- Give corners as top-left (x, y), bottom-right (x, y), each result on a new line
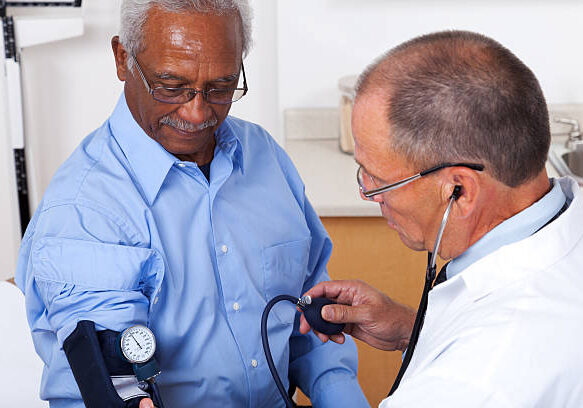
top-left (177, 92), bottom-right (211, 124)
top-left (359, 189), bottom-right (369, 201)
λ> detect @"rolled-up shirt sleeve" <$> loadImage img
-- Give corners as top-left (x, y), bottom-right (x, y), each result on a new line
top-left (19, 202), bottom-right (164, 347)
top-left (288, 198), bottom-right (370, 407)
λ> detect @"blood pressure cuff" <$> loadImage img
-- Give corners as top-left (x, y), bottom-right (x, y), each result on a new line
top-left (63, 320), bottom-right (150, 408)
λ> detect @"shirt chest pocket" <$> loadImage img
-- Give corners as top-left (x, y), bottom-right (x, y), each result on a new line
top-left (262, 237), bottom-right (311, 324)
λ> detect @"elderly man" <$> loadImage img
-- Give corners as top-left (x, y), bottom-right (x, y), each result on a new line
top-left (15, 1), bottom-right (368, 407)
top-left (301, 31), bottom-right (583, 407)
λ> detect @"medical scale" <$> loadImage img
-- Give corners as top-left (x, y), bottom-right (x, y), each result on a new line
top-left (1, 0), bottom-right (83, 237)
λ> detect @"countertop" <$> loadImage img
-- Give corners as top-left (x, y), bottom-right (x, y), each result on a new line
top-left (284, 105), bottom-right (579, 217)
top-left (286, 139), bottom-right (380, 217)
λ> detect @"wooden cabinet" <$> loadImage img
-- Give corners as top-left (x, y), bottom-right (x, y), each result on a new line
top-left (297, 217), bottom-right (428, 406)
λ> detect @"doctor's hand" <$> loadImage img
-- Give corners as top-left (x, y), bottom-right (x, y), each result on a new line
top-left (299, 280), bottom-right (416, 352)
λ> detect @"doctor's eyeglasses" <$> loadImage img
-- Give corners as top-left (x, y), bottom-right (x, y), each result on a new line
top-left (131, 56), bottom-right (248, 105)
top-left (357, 162), bottom-right (485, 200)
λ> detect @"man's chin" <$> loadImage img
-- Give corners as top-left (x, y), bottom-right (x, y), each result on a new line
top-left (155, 135), bottom-right (216, 162)
top-left (396, 230), bottom-right (426, 252)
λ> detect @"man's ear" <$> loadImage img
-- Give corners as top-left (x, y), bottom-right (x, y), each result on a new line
top-left (440, 167), bottom-right (481, 219)
top-left (111, 36), bottom-right (129, 82)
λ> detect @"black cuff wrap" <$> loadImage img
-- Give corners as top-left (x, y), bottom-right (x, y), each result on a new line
top-left (63, 320), bottom-right (149, 408)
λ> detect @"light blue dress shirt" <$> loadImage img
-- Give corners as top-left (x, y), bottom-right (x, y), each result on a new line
top-left (15, 94), bottom-right (369, 408)
top-left (446, 178), bottom-right (567, 280)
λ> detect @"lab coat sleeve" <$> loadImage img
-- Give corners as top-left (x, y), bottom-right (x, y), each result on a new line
top-left (288, 197), bottom-right (369, 408)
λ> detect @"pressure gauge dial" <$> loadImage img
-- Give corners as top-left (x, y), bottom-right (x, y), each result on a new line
top-left (119, 325), bottom-right (156, 364)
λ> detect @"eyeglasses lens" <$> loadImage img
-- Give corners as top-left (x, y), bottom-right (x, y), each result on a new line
top-left (152, 88), bottom-right (246, 105)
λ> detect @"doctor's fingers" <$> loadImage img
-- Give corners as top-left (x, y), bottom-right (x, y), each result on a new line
top-left (299, 312), bottom-right (348, 344)
top-left (303, 279), bottom-right (369, 305)
top-left (299, 312), bottom-right (333, 340)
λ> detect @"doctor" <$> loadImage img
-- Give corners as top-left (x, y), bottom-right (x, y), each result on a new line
top-left (301, 30), bottom-right (583, 407)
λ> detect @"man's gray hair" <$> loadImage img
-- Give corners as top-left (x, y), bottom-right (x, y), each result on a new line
top-left (356, 30), bottom-right (550, 187)
top-left (120, 0), bottom-right (253, 69)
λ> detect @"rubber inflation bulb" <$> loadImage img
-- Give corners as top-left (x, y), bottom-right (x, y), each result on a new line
top-left (302, 298), bottom-right (345, 335)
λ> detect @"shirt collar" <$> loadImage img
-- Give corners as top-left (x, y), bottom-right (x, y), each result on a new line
top-left (109, 94), bottom-right (177, 205)
top-left (216, 116), bottom-right (245, 175)
top-left (108, 94), bottom-right (245, 205)
top-left (447, 178), bottom-right (567, 280)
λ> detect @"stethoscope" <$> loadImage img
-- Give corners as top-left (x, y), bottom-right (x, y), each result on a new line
top-left (427, 185), bottom-right (462, 282)
top-left (388, 184), bottom-right (462, 395)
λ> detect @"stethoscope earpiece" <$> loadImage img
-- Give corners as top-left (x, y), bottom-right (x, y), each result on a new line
top-left (451, 185), bottom-right (463, 201)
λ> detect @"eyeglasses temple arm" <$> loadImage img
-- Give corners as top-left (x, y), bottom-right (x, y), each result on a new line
top-left (420, 163), bottom-right (484, 177)
top-left (363, 173), bottom-right (422, 198)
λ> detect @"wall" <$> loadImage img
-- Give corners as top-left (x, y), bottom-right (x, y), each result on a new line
top-left (277, 0), bottom-right (583, 111)
top-left (2, 1), bottom-right (583, 279)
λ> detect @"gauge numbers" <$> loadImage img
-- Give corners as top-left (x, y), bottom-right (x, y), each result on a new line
top-left (120, 325), bottom-right (156, 364)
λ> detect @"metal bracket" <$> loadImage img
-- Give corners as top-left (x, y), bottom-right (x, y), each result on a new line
top-left (2, 15), bottom-right (15, 59)
top-left (14, 149), bottom-right (30, 233)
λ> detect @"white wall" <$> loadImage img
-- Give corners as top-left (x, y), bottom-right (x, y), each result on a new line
top-left (2, 0), bottom-right (583, 278)
top-left (228, 0), bottom-right (279, 141)
top-left (21, 2), bottom-right (124, 210)
top-left (277, 0), bottom-right (583, 111)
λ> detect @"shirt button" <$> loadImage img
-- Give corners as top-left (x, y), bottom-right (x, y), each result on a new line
top-left (221, 245), bottom-right (228, 254)
top-left (251, 359), bottom-right (258, 368)
top-left (178, 163), bottom-right (186, 168)
top-left (233, 302), bottom-right (240, 311)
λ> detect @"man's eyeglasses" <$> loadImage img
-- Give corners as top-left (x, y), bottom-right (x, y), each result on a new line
top-left (132, 56), bottom-right (248, 105)
top-left (357, 162), bottom-right (485, 200)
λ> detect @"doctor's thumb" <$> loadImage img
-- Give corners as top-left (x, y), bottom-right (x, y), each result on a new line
top-left (322, 304), bottom-right (358, 323)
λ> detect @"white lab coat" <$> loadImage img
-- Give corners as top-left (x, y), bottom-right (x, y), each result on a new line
top-left (381, 177), bottom-right (583, 407)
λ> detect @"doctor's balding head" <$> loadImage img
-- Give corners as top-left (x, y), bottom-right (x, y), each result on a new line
top-left (354, 30), bottom-right (550, 188)
top-left (352, 30), bottom-right (553, 258)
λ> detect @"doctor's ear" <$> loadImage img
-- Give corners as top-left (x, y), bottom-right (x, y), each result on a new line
top-left (441, 168), bottom-right (480, 218)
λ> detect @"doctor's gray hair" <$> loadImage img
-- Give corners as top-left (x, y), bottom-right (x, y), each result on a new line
top-left (119, 0), bottom-right (253, 69)
top-left (356, 30), bottom-right (550, 187)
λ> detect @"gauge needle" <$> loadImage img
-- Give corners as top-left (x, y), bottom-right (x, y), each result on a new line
top-left (131, 333), bottom-right (143, 349)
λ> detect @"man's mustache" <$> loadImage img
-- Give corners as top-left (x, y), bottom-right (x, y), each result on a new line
top-left (159, 115), bottom-right (218, 132)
